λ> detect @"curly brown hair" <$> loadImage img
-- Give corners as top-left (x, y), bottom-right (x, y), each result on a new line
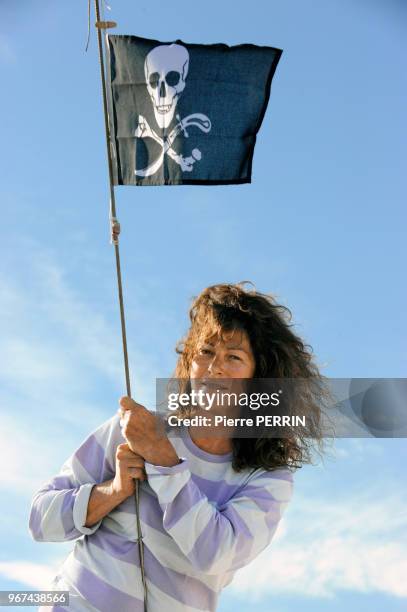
top-left (174, 282), bottom-right (329, 473)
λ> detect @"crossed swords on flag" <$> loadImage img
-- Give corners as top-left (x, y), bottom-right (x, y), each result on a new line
top-left (134, 113), bottom-right (212, 177)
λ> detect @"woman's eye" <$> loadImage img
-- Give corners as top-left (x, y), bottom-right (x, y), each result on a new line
top-left (229, 354), bottom-right (241, 361)
top-left (199, 348), bottom-right (213, 355)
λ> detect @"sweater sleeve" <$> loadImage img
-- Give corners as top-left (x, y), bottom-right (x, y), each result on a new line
top-left (29, 416), bottom-right (120, 542)
top-left (144, 458), bottom-right (294, 575)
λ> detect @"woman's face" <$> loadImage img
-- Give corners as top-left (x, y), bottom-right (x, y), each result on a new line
top-left (190, 328), bottom-right (256, 380)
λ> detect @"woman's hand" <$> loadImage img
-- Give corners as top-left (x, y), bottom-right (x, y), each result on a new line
top-left (85, 444), bottom-right (145, 527)
top-left (118, 396), bottom-right (180, 467)
top-left (111, 443), bottom-right (146, 499)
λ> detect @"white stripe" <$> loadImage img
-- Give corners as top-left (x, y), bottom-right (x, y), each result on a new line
top-left (170, 438), bottom-right (238, 482)
top-left (147, 467), bottom-right (190, 504)
top-left (40, 490), bottom-right (70, 541)
top-left (103, 510), bottom-right (143, 542)
top-left (167, 497), bottom-right (214, 556)
top-left (261, 477), bottom-right (293, 502)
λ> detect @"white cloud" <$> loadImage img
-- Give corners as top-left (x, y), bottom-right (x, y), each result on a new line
top-left (0, 561), bottom-right (59, 590)
top-left (231, 489), bottom-right (407, 600)
top-left (342, 438), bottom-right (384, 457)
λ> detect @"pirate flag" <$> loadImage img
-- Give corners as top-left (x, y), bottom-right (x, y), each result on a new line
top-left (106, 35), bottom-right (282, 186)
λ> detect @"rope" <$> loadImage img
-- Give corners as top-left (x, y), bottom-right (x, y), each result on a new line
top-left (92, 1), bottom-right (148, 610)
top-left (85, 0), bottom-right (91, 51)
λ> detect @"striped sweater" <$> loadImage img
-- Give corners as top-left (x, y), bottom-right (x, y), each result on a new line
top-left (29, 415), bottom-right (294, 611)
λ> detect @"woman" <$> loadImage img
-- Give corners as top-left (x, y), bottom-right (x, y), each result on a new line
top-left (29, 282), bottom-right (326, 612)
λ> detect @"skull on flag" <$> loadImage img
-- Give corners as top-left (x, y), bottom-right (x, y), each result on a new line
top-left (144, 43), bottom-right (189, 129)
top-left (134, 41), bottom-right (211, 177)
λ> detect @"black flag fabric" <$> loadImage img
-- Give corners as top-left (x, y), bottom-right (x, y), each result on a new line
top-left (106, 35), bottom-right (282, 186)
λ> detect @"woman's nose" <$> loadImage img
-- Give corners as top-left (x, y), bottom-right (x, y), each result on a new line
top-left (208, 354), bottom-right (224, 376)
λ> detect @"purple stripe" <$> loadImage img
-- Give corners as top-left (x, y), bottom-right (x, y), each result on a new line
top-left (182, 428), bottom-right (232, 463)
top-left (188, 500), bottom-right (255, 572)
top-left (241, 485), bottom-right (277, 511)
top-left (139, 494), bottom-right (167, 534)
top-left (143, 541), bottom-right (218, 610)
top-left (30, 477), bottom-right (77, 541)
top-left (162, 478), bottom-right (204, 530)
top-left (73, 562), bottom-right (143, 612)
top-left (90, 525), bottom-right (217, 610)
top-left (90, 525), bottom-right (142, 563)
top-left (75, 434), bottom-right (106, 482)
top-left (191, 473), bottom-right (241, 504)
top-left (61, 488), bottom-right (80, 539)
top-left (265, 501), bottom-right (281, 529)
top-left (29, 503), bottom-right (43, 540)
top-left (223, 485), bottom-right (282, 530)
top-left (114, 489), bottom-right (167, 535)
top-left (187, 513), bottom-right (224, 571)
top-left (226, 504), bottom-right (253, 569)
top-left (49, 475), bottom-right (75, 490)
top-left (103, 454), bottom-right (115, 478)
top-left (34, 475), bottom-right (74, 497)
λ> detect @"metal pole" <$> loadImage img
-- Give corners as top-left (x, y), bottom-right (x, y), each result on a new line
top-left (93, 2), bottom-right (148, 610)
top-left (93, 2), bottom-right (130, 396)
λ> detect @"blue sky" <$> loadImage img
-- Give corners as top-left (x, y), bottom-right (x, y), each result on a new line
top-left (0, 0), bottom-right (406, 611)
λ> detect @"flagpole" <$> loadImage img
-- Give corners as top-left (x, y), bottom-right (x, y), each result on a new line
top-left (93, 1), bottom-right (148, 610)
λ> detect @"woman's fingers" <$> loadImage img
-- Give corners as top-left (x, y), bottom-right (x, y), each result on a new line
top-left (116, 443), bottom-right (145, 477)
top-left (122, 457), bottom-right (145, 469)
top-left (127, 467), bottom-right (146, 480)
top-left (119, 396), bottom-right (145, 410)
top-left (116, 443), bottom-right (144, 461)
